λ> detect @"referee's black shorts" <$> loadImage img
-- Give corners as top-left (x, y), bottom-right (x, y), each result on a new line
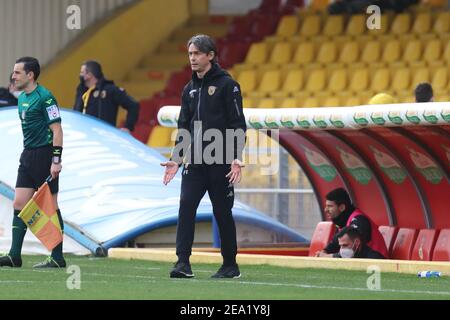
top-left (15, 145), bottom-right (59, 194)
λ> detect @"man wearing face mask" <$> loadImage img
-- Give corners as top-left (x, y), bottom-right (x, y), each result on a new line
top-left (337, 226), bottom-right (385, 259)
top-left (73, 60), bottom-right (139, 133)
top-left (0, 73), bottom-right (20, 107)
top-left (315, 188), bottom-right (388, 258)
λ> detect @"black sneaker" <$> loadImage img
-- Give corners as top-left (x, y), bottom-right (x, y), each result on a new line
top-left (0, 254), bottom-right (22, 268)
top-left (211, 264), bottom-right (241, 279)
top-left (170, 261), bottom-right (194, 278)
top-left (33, 257), bottom-right (66, 269)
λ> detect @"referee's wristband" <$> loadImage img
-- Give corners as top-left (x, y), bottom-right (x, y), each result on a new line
top-left (52, 146), bottom-right (63, 164)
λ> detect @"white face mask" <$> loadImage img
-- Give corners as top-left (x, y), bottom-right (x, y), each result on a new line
top-left (13, 91), bottom-right (22, 98)
top-left (339, 247), bottom-right (354, 258)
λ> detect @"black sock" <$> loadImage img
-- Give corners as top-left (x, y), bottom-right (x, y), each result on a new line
top-left (51, 209), bottom-right (64, 261)
top-left (9, 209), bottom-right (27, 258)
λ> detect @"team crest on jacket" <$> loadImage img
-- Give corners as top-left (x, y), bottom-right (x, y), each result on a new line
top-left (208, 86), bottom-right (217, 96)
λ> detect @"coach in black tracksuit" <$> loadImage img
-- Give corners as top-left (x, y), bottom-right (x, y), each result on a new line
top-left (161, 35), bottom-right (247, 279)
top-left (73, 60), bottom-right (139, 132)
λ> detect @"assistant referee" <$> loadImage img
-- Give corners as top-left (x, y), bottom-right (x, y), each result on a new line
top-left (0, 57), bottom-right (65, 268)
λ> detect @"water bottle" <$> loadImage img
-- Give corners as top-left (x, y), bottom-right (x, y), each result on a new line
top-left (417, 271), bottom-right (442, 278)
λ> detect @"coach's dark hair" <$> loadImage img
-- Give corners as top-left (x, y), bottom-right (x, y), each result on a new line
top-left (326, 188), bottom-right (352, 208)
top-left (415, 82), bottom-right (433, 103)
top-left (83, 60), bottom-right (104, 79)
top-left (187, 34), bottom-right (218, 63)
top-left (16, 57), bottom-right (40, 81)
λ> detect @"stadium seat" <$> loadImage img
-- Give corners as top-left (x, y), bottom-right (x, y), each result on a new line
top-left (267, 15), bottom-right (299, 41)
top-left (411, 229), bottom-right (439, 261)
top-left (431, 67), bottom-right (448, 94)
top-left (316, 41), bottom-right (337, 65)
top-left (322, 15), bottom-right (344, 37)
top-left (333, 41), bottom-right (359, 67)
top-left (237, 70), bottom-right (257, 95)
top-left (305, 69), bottom-right (326, 93)
top-left (391, 68), bottom-right (411, 94)
top-left (443, 41), bottom-right (450, 63)
top-left (390, 13), bottom-right (411, 36)
top-left (382, 40), bottom-right (401, 64)
top-left (401, 40), bottom-right (422, 65)
top-left (412, 12), bottom-right (431, 34)
top-left (328, 69), bottom-right (348, 93)
top-left (270, 69), bottom-right (304, 98)
top-left (302, 96), bottom-right (320, 108)
top-left (345, 14), bottom-right (366, 37)
top-left (432, 12), bottom-right (450, 34)
top-left (371, 68), bottom-right (390, 92)
top-left (297, 15), bottom-right (321, 39)
top-left (391, 228), bottom-right (418, 260)
top-left (422, 39), bottom-right (442, 65)
top-left (241, 42), bottom-right (268, 67)
top-left (360, 41), bottom-right (381, 65)
top-left (257, 98), bottom-right (276, 108)
top-left (268, 41), bottom-right (293, 65)
top-left (367, 14), bottom-right (390, 37)
top-left (147, 126), bottom-right (174, 148)
top-left (253, 69), bottom-right (281, 97)
top-left (289, 41), bottom-right (315, 66)
top-left (378, 225), bottom-right (399, 258)
top-left (349, 68), bottom-right (369, 92)
top-left (308, 221), bottom-right (336, 256)
top-left (322, 96), bottom-right (340, 107)
top-left (280, 97), bottom-right (299, 108)
top-left (432, 229), bottom-right (450, 261)
top-left (411, 68), bottom-right (430, 89)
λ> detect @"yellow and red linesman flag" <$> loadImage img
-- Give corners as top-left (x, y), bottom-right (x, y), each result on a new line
top-left (18, 181), bottom-right (62, 251)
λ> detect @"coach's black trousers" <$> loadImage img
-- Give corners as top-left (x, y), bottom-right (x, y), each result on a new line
top-left (176, 164), bottom-right (237, 266)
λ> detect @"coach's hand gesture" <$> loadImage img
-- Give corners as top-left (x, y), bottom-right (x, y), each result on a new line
top-left (161, 161), bottom-right (179, 185)
top-left (226, 159), bottom-right (245, 184)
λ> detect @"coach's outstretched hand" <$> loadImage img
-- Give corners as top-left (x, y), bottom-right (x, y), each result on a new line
top-left (226, 159), bottom-right (245, 184)
top-left (161, 161), bottom-right (179, 185)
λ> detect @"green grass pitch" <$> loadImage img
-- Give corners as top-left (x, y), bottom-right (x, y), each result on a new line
top-left (0, 255), bottom-right (449, 300)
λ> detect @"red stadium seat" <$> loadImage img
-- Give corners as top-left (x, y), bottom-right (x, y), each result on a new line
top-left (378, 225), bottom-right (398, 258)
top-left (432, 229), bottom-right (450, 261)
top-left (391, 228), bottom-right (418, 260)
top-left (308, 221), bottom-right (336, 256)
top-left (411, 229), bottom-right (439, 261)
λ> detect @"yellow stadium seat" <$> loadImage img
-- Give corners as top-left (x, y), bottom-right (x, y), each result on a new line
top-left (310, 0), bottom-right (329, 10)
top-left (431, 67), bottom-right (448, 93)
top-left (147, 126), bottom-right (173, 148)
top-left (270, 69), bottom-right (303, 98)
top-left (328, 69), bottom-right (348, 93)
top-left (322, 96), bottom-right (340, 107)
top-left (258, 98), bottom-right (276, 109)
top-left (412, 13), bottom-right (431, 34)
top-left (243, 97), bottom-right (256, 108)
top-left (422, 39), bottom-right (442, 65)
top-left (433, 12), bottom-right (450, 34)
top-left (411, 68), bottom-right (430, 89)
top-left (237, 70), bottom-right (257, 95)
top-left (443, 42), bottom-right (450, 62)
top-left (346, 14), bottom-right (366, 37)
top-left (268, 42), bottom-right (292, 65)
top-left (349, 68), bottom-right (370, 92)
top-left (391, 68), bottom-right (411, 93)
top-left (270, 15), bottom-right (299, 40)
top-left (401, 96), bottom-right (415, 103)
top-left (371, 68), bottom-right (390, 92)
top-left (390, 13), bottom-right (411, 35)
top-left (322, 15), bottom-right (344, 37)
top-left (305, 69), bottom-right (326, 93)
top-left (402, 40), bottom-right (422, 64)
top-left (316, 41), bottom-right (337, 65)
top-left (298, 15), bottom-right (321, 38)
top-left (243, 42), bottom-right (268, 66)
top-left (302, 97), bottom-right (320, 108)
top-left (256, 69), bottom-right (281, 96)
top-left (289, 41), bottom-right (315, 66)
top-left (336, 41), bottom-right (360, 65)
top-left (344, 96), bottom-right (361, 106)
top-left (361, 41), bottom-right (381, 64)
top-left (435, 95), bottom-right (448, 102)
top-left (280, 97), bottom-right (299, 108)
top-left (382, 40), bottom-right (401, 64)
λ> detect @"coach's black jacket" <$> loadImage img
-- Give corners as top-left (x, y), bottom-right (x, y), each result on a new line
top-left (73, 78), bottom-right (139, 131)
top-left (172, 63), bottom-right (247, 165)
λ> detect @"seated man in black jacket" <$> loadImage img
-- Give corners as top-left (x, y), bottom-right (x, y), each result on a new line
top-left (336, 226), bottom-right (385, 259)
top-left (73, 60), bottom-right (139, 132)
